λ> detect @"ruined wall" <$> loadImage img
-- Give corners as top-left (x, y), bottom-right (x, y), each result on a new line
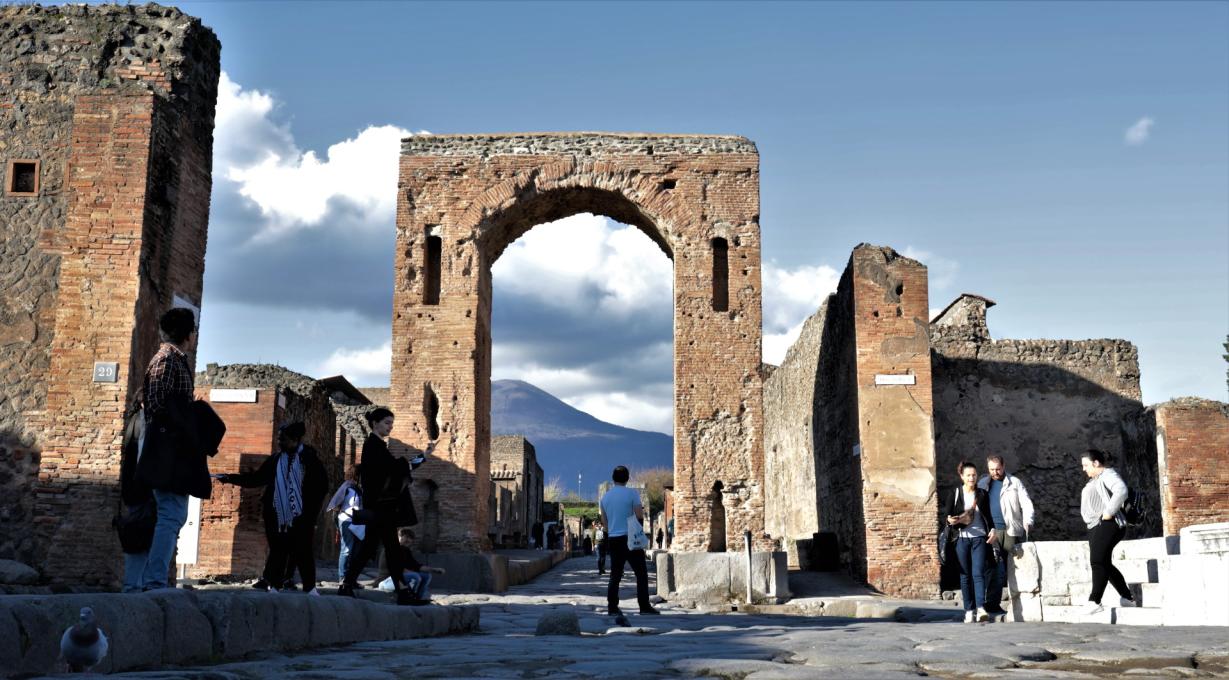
top-left (931, 298), bottom-right (1150, 540)
top-left (392, 133), bottom-right (765, 555)
top-left (0, 4), bottom-right (218, 582)
top-left (489, 435), bottom-right (539, 547)
top-left (1155, 398), bottom-right (1229, 535)
top-left (763, 305), bottom-right (826, 544)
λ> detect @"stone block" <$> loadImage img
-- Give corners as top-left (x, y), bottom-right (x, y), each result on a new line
top-left (1011, 592), bottom-right (1044, 622)
top-left (1032, 541), bottom-right (1090, 597)
top-left (305, 595), bottom-right (342, 647)
top-left (854, 601), bottom-right (899, 619)
top-left (535, 608), bottom-right (580, 635)
top-left (1163, 551), bottom-right (1229, 626)
top-left (661, 551), bottom-right (789, 604)
top-left (0, 600), bottom-right (59, 676)
top-left (1114, 558), bottom-right (1157, 584)
top-left (270, 593), bottom-right (311, 651)
top-left (143, 589), bottom-right (212, 665)
top-left (1113, 536), bottom-right (1176, 561)
top-left (1130, 582), bottom-right (1163, 607)
top-left (1113, 606), bottom-right (1163, 626)
top-left (1180, 522), bottom-right (1229, 555)
top-left (36, 592), bottom-right (167, 673)
top-left (197, 592), bottom-right (275, 659)
top-left (0, 560), bottom-right (39, 585)
top-left (1008, 541), bottom-right (1041, 595)
top-left (1045, 604), bottom-right (1112, 624)
top-left (422, 553), bottom-right (508, 593)
top-left (392, 606), bottom-right (426, 639)
top-left (331, 596), bottom-right (369, 644)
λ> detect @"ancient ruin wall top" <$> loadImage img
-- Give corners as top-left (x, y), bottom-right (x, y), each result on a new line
top-left (401, 132), bottom-right (758, 157)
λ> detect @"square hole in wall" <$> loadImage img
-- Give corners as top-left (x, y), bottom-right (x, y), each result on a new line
top-left (6, 159), bottom-right (39, 196)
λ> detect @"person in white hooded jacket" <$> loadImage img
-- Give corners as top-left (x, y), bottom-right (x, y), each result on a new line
top-left (977, 455), bottom-right (1035, 620)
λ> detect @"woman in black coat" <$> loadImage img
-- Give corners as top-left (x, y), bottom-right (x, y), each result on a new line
top-left (218, 422), bottom-right (327, 594)
top-left (944, 460), bottom-right (997, 622)
top-left (338, 407), bottom-right (432, 605)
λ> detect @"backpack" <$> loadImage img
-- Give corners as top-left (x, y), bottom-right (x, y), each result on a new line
top-left (1103, 477), bottom-right (1150, 527)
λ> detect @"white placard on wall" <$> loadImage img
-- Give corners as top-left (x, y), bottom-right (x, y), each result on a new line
top-left (874, 374), bottom-right (916, 386)
top-left (210, 388), bottom-right (257, 403)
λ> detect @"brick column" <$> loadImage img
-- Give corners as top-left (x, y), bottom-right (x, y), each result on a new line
top-left (849, 245), bottom-right (939, 598)
top-left (1155, 398), bottom-right (1229, 535)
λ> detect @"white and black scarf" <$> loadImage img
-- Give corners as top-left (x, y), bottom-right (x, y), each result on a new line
top-left (273, 445), bottom-right (305, 532)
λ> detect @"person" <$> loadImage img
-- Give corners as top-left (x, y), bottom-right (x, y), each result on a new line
top-left (116, 403), bottom-right (155, 592)
top-left (944, 460), bottom-right (995, 623)
top-left (600, 466), bottom-right (659, 617)
top-left (326, 464), bottom-right (365, 582)
top-left (532, 521), bottom-right (544, 551)
top-left (134, 307), bottom-right (210, 591)
top-left (977, 455), bottom-right (1035, 621)
top-left (377, 530), bottom-right (444, 604)
top-left (216, 422), bottom-right (328, 594)
top-left (595, 522), bottom-right (607, 575)
top-left (338, 407), bottom-right (433, 605)
top-left (582, 533), bottom-right (592, 556)
top-left (655, 527), bottom-right (664, 549)
top-left (666, 516), bottom-right (674, 549)
top-left (1080, 449), bottom-right (1138, 615)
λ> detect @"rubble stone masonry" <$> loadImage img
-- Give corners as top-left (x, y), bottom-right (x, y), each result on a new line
top-left (393, 133), bottom-right (765, 555)
top-left (1154, 398), bottom-right (1229, 536)
top-left (0, 4), bottom-right (219, 583)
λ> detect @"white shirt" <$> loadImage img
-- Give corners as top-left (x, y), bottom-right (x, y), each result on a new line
top-left (600, 485), bottom-right (641, 537)
top-left (958, 488), bottom-right (987, 539)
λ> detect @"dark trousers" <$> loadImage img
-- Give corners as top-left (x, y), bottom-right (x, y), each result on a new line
top-left (954, 535), bottom-right (988, 611)
top-left (343, 520), bottom-right (404, 589)
top-left (264, 521), bottom-right (316, 592)
top-left (597, 539), bottom-right (607, 572)
top-left (606, 535), bottom-right (651, 612)
top-left (1088, 519), bottom-right (1131, 603)
top-left (984, 529), bottom-right (1015, 612)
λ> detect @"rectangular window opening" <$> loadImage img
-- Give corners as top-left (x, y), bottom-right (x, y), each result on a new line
top-left (424, 233), bottom-right (442, 305)
top-left (6, 160), bottom-right (39, 196)
top-left (711, 237), bottom-right (729, 312)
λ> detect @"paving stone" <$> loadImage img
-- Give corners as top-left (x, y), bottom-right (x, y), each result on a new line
top-left (535, 608), bottom-right (580, 635)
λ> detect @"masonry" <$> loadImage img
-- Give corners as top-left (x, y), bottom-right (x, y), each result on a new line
top-left (391, 133), bottom-right (767, 557)
top-left (1153, 398), bottom-right (1229, 536)
top-left (488, 435), bottom-right (543, 549)
top-left (0, 4), bottom-right (219, 584)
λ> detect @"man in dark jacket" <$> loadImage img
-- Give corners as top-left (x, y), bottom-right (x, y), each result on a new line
top-left (218, 422), bottom-right (328, 594)
top-left (134, 307), bottom-right (209, 591)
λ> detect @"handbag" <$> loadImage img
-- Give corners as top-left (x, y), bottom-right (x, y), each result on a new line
top-left (627, 516), bottom-right (649, 551)
top-left (113, 499), bottom-right (157, 554)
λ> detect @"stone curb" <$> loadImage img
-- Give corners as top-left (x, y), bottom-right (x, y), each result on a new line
top-left (0, 590), bottom-right (479, 678)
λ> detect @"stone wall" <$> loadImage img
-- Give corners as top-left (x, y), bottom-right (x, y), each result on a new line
top-left (391, 132), bottom-right (766, 555)
top-left (0, 4), bottom-right (219, 583)
top-left (931, 294), bottom-right (1152, 540)
top-left (488, 435), bottom-right (542, 548)
top-left (1155, 398), bottom-right (1229, 535)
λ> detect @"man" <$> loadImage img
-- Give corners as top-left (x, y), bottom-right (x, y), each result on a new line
top-left (216, 422), bottom-right (328, 595)
top-left (135, 307), bottom-right (210, 590)
top-left (978, 455), bottom-right (1036, 621)
top-left (594, 521), bottom-right (607, 575)
top-left (599, 466), bottom-right (659, 617)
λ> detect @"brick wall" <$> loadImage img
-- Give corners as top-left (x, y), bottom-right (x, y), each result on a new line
top-left (849, 245), bottom-right (938, 599)
top-left (391, 133), bottom-right (766, 555)
top-left (0, 4), bottom-right (218, 584)
top-left (1155, 398), bottom-right (1229, 535)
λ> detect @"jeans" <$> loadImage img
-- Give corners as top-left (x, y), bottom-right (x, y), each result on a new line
top-left (606, 535), bottom-right (651, 613)
top-left (954, 535), bottom-right (988, 611)
top-left (985, 530), bottom-right (1017, 612)
top-left (405, 571), bottom-right (432, 600)
top-left (140, 490), bottom-right (188, 589)
top-left (338, 519), bottom-right (357, 578)
top-left (122, 551), bottom-right (149, 593)
top-left (1088, 519), bottom-right (1131, 603)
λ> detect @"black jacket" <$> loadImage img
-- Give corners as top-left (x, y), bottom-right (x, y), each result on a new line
top-left (943, 486), bottom-right (994, 536)
top-left (229, 444), bottom-right (328, 534)
top-left (137, 394), bottom-right (216, 499)
top-left (359, 434), bottom-right (418, 526)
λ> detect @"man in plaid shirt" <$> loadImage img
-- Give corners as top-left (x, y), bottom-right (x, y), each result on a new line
top-left (130, 307), bottom-right (199, 591)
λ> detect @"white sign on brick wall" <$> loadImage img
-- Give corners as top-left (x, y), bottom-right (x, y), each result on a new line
top-left (874, 374), bottom-right (916, 386)
top-left (210, 388), bottom-right (257, 403)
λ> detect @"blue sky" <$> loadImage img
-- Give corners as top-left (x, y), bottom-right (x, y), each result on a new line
top-left (176, 1), bottom-right (1228, 433)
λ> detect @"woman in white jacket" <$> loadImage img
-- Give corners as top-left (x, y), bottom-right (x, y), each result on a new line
top-left (326, 465), bottom-right (365, 581)
top-left (1079, 449), bottom-right (1138, 615)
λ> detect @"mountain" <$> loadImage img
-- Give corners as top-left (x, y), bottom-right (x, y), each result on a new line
top-left (491, 379), bottom-right (672, 500)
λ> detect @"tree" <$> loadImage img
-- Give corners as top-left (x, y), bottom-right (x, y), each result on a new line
top-left (543, 475), bottom-right (563, 503)
top-left (630, 466), bottom-right (674, 517)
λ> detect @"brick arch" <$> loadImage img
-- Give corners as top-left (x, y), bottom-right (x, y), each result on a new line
top-left (390, 133), bottom-right (767, 557)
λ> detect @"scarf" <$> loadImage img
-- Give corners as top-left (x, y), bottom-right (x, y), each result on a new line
top-left (273, 445), bottom-right (305, 532)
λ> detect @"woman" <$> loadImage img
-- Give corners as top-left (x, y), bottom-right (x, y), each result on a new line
top-left (325, 464), bottom-right (364, 582)
top-left (217, 422), bottom-right (327, 595)
top-left (944, 460), bottom-right (996, 622)
top-left (338, 407), bottom-right (433, 605)
top-left (1080, 449), bottom-right (1138, 614)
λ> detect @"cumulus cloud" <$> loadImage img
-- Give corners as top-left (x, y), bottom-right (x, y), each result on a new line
top-left (760, 261), bottom-right (840, 365)
top-left (1124, 117), bottom-right (1154, 146)
top-left (317, 342), bottom-right (393, 386)
top-left (902, 246), bottom-right (959, 293)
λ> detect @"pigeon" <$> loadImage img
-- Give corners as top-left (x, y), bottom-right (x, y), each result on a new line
top-left (60, 606), bottom-right (108, 673)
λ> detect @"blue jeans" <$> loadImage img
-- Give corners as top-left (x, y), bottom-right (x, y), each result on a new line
top-left (954, 535), bottom-right (988, 611)
top-left (122, 550), bottom-right (148, 593)
top-left (404, 571), bottom-right (432, 600)
top-left (338, 519), bottom-right (357, 577)
top-left (140, 490), bottom-right (188, 589)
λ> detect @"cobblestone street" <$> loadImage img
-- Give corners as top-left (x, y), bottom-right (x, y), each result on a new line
top-left (77, 557), bottom-right (1229, 679)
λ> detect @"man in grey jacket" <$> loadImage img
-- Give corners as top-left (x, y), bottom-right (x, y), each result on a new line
top-left (978, 455), bottom-right (1035, 620)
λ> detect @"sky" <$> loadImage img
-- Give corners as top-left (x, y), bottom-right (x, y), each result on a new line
top-left (172, 1), bottom-right (1229, 435)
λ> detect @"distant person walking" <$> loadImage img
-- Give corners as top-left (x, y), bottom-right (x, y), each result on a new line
top-left (600, 466), bottom-right (659, 617)
top-left (134, 307), bottom-right (211, 591)
top-left (217, 422), bottom-right (327, 594)
top-left (655, 528), bottom-right (664, 549)
top-left (1080, 449), bottom-right (1138, 615)
top-left (977, 455), bottom-right (1035, 620)
top-left (945, 460), bottom-right (995, 622)
top-left (338, 407), bottom-right (432, 605)
top-left (594, 522), bottom-right (607, 575)
top-left (326, 464), bottom-right (365, 582)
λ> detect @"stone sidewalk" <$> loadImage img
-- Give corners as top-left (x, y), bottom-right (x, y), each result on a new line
top-left (59, 557), bottom-right (1229, 679)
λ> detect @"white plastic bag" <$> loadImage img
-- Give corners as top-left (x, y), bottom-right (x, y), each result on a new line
top-left (627, 516), bottom-right (649, 551)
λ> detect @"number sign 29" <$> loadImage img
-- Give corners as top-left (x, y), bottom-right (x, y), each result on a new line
top-left (93, 362), bottom-right (119, 383)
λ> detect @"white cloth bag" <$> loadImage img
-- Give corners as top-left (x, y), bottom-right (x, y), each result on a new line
top-left (627, 516), bottom-right (649, 551)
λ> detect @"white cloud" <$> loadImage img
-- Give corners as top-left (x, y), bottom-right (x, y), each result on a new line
top-left (901, 246), bottom-right (959, 293)
top-left (564, 392), bottom-right (673, 435)
top-left (1124, 117), bottom-right (1154, 146)
top-left (759, 261), bottom-right (840, 364)
top-left (317, 342), bottom-right (392, 386)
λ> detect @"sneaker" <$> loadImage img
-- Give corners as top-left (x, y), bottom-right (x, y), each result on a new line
top-left (975, 608), bottom-right (990, 622)
top-left (1083, 602), bottom-right (1105, 616)
top-left (337, 584), bottom-right (357, 598)
top-left (1118, 597), bottom-right (1137, 608)
top-left (639, 607), bottom-right (661, 615)
top-left (963, 610), bottom-right (975, 623)
top-left (306, 588), bottom-right (321, 597)
top-left (251, 579), bottom-right (270, 592)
